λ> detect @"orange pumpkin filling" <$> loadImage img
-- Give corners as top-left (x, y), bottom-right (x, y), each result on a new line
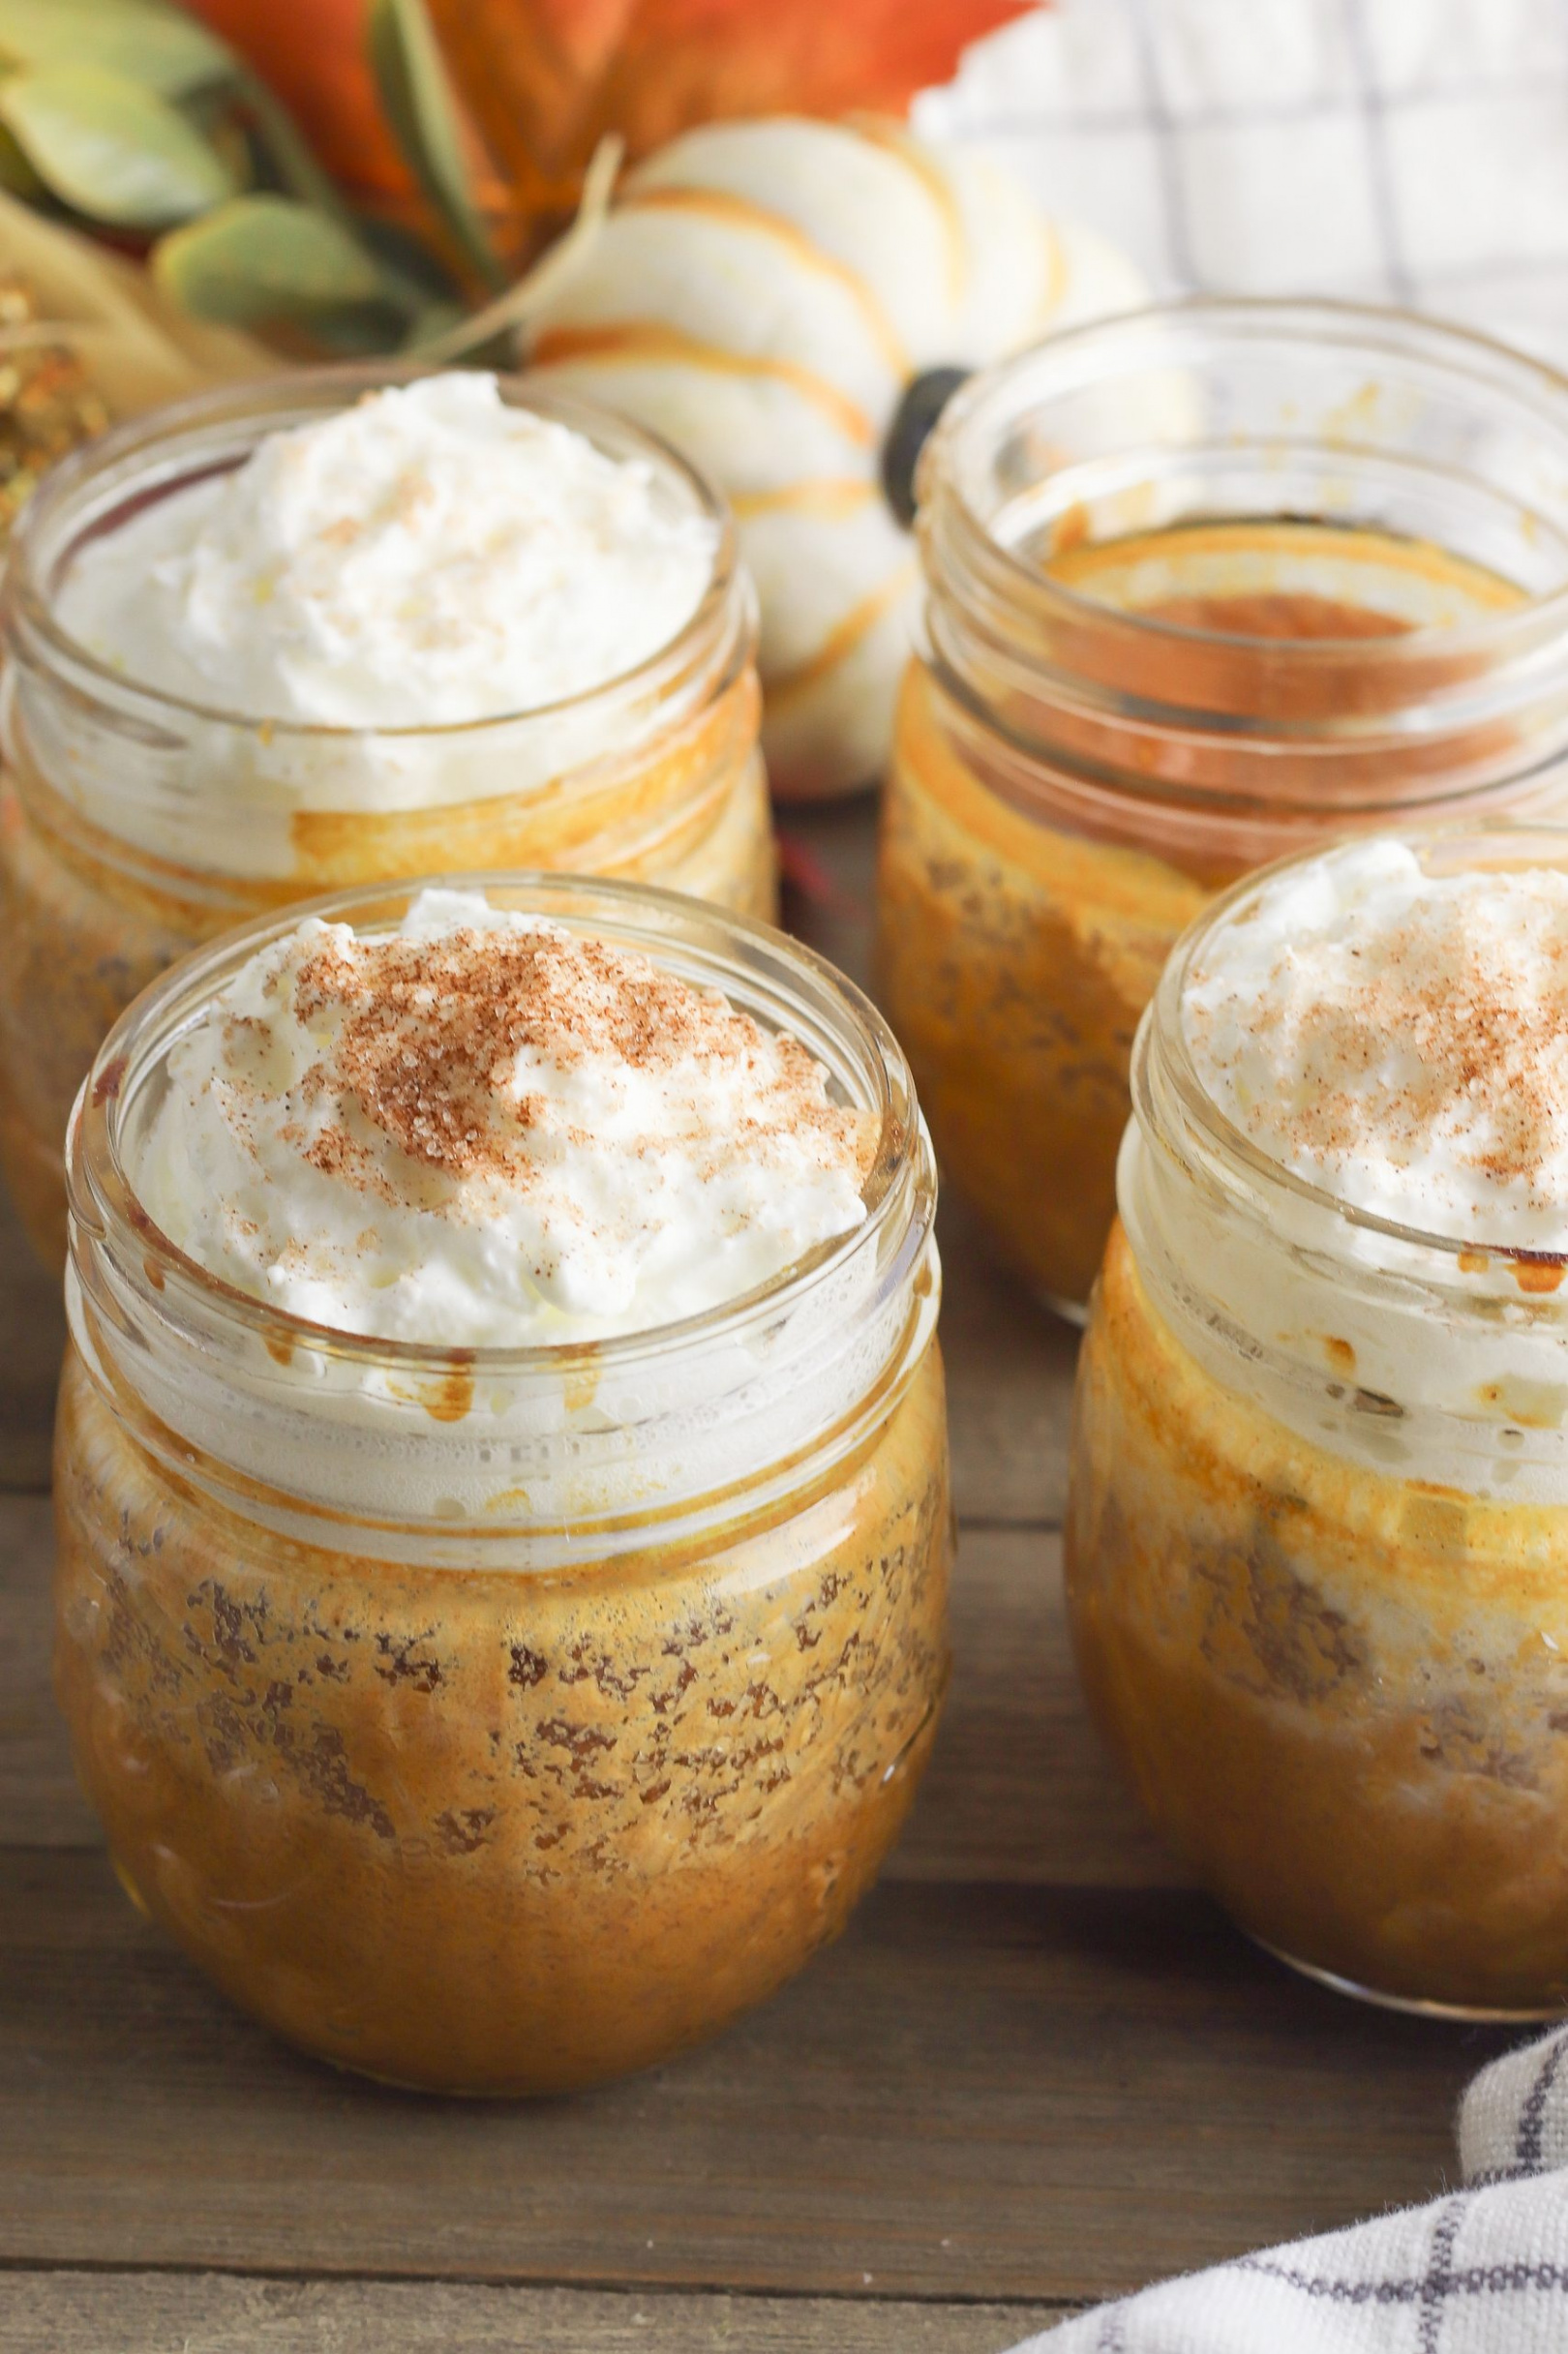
top-left (877, 521), bottom-right (1529, 1312)
top-left (1068, 1225), bottom-right (1568, 2016)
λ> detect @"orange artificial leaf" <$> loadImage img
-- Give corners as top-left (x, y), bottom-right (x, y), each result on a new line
top-left (426, 0), bottom-right (1040, 235)
top-left (180, 0), bottom-right (1038, 261)
top-left (182, 0), bottom-right (411, 201)
top-left (182, 0), bottom-right (517, 269)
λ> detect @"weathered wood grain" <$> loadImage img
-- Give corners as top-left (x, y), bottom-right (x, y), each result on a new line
top-left (0, 1186), bottom-right (64, 1493)
top-left (0, 1494), bottom-right (85, 1850)
top-left (937, 1199), bottom-right (1077, 1530)
top-left (1, 1847), bottom-right (1498, 2304)
top-left (893, 1530), bottom-right (1181, 1888)
top-left (778, 800), bottom-right (880, 997)
top-left (0, 2272), bottom-right (1066, 2353)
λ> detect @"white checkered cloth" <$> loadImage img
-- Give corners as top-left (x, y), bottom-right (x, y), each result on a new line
top-left (1009, 2028), bottom-right (1568, 2350)
top-left (916, 6), bottom-right (1568, 2344)
top-left (915, 0), bottom-right (1568, 369)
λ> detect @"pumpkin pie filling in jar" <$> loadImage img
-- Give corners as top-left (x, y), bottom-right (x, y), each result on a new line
top-left (53, 873), bottom-right (948, 2095)
top-left (0, 366), bottom-right (772, 1265)
top-left (877, 301), bottom-right (1568, 1317)
top-left (1070, 826), bottom-right (1568, 2018)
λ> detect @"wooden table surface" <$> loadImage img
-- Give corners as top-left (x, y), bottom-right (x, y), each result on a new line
top-left (1, 803), bottom-right (1508, 2353)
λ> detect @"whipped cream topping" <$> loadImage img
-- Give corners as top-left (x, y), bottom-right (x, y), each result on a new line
top-left (1119, 836), bottom-right (1568, 1504)
top-left (57, 374), bottom-right (717, 728)
top-left (1186, 839), bottom-right (1568, 1248)
top-left (132, 890), bottom-right (874, 1346)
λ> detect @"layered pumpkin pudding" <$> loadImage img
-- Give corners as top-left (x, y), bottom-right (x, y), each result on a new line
top-left (1070, 832), bottom-right (1568, 2014)
top-left (879, 519), bottom-right (1530, 1314)
top-left (55, 878), bottom-right (948, 2093)
top-left (0, 370), bottom-right (771, 1261)
top-left (874, 300), bottom-right (1568, 1319)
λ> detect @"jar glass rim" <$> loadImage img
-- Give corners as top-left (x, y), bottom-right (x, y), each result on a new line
top-left (927, 295), bottom-right (1568, 663)
top-left (5, 361), bottom-right (741, 741)
top-left (68, 867), bottom-right (927, 1375)
top-left (1138, 816), bottom-right (1568, 1267)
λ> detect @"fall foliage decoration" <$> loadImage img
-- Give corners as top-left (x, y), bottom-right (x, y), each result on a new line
top-left (0, 0), bottom-right (489, 366)
top-left (178, 0), bottom-right (1042, 256)
top-left (0, 0), bottom-right (1152, 791)
top-left (421, 0), bottom-right (1041, 249)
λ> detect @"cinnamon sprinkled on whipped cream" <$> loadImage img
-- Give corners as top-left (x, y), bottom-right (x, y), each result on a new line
top-left (1184, 839), bottom-right (1568, 1244)
top-left (134, 890), bottom-right (874, 1343)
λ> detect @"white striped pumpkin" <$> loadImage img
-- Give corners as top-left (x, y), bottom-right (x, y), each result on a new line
top-left (524, 116), bottom-right (1148, 800)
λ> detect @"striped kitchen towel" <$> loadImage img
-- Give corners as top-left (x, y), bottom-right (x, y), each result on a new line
top-left (916, 0), bottom-right (1568, 369)
top-left (1013, 2026), bottom-right (1568, 2351)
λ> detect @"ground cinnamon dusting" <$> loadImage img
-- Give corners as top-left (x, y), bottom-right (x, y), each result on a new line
top-left (289, 923), bottom-right (874, 1196)
top-left (1194, 909), bottom-right (1568, 1210)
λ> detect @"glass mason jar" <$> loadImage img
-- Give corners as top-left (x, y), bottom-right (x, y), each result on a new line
top-left (1069, 823), bottom-right (1568, 2019)
top-left (53, 873), bottom-right (949, 2095)
top-left (0, 367), bottom-right (772, 1265)
top-left (877, 301), bottom-right (1568, 1318)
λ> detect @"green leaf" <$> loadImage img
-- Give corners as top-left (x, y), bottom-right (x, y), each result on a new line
top-left (366, 0), bottom-right (502, 291)
top-left (0, 63), bottom-right (234, 226)
top-left (0, 0), bottom-right (234, 101)
top-left (152, 193), bottom-right (404, 342)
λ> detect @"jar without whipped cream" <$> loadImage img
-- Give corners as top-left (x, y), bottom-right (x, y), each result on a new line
top-left (0, 367), bottom-right (771, 1264)
top-left (878, 301), bottom-right (1568, 1318)
top-left (54, 874), bottom-right (947, 2094)
top-left (1070, 824), bottom-right (1568, 2018)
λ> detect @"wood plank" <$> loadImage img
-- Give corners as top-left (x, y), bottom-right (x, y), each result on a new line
top-left (0, 1184), bottom-right (65, 1494)
top-left (0, 1498), bottom-right (1176, 1885)
top-left (0, 1494), bottom-right (87, 1850)
top-left (778, 800), bottom-right (881, 998)
top-left (892, 1530), bottom-right (1182, 1888)
top-left (937, 1199), bottom-right (1076, 1530)
top-left (0, 1847), bottom-right (1502, 2304)
top-left (0, 2272), bottom-right (1065, 2352)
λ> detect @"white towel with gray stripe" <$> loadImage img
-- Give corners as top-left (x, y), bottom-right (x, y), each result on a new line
top-left (1010, 2028), bottom-right (1568, 2350)
top-left (917, 0), bottom-right (1568, 370)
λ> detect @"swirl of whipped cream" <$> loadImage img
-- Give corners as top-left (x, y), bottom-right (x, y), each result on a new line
top-left (1184, 837), bottom-right (1568, 1249)
top-left (133, 888), bottom-right (874, 1347)
top-left (1126, 835), bottom-right (1568, 1503)
top-left (57, 373), bottom-right (718, 730)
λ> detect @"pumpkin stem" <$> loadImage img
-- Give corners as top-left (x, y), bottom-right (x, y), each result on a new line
top-left (882, 365), bottom-right (969, 528)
